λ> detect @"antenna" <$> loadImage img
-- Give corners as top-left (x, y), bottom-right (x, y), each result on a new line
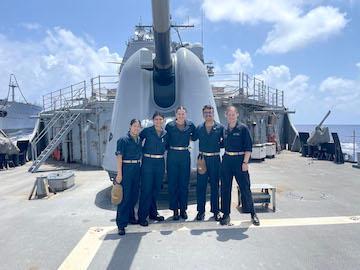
top-left (201, 9), bottom-right (204, 46)
top-left (7, 74), bottom-right (28, 104)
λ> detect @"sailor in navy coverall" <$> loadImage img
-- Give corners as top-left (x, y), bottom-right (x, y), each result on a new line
top-left (138, 112), bottom-right (168, 226)
top-left (115, 119), bottom-right (142, 235)
top-left (220, 106), bottom-right (260, 226)
top-left (195, 105), bottom-right (224, 221)
top-left (165, 106), bottom-right (197, 220)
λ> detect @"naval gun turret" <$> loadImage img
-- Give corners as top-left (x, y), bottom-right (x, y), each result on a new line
top-left (307, 110), bottom-right (331, 146)
top-left (152, 0), bottom-right (175, 108)
top-left (102, 0), bottom-right (218, 178)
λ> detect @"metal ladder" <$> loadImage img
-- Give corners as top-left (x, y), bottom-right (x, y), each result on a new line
top-left (28, 112), bottom-right (82, 173)
top-left (30, 110), bottom-right (68, 160)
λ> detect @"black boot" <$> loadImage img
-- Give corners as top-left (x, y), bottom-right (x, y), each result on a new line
top-left (180, 210), bottom-right (188, 220)
top-left (129, 218), bottom-right (138, 225)
top-left (220, 214), bottom-right (230, 225)
top-left (118, 228), bottom-right (126, 235)
top-left (139, 220), bottom-right (149, 227)
top-left (213, 212), bottom-right (221, 221)
top-left (173, 209), bottom-right (180, 220)
top-left (149, 214), bottom-right (165, 222)
top-left (196, 212), bottom-right (205, 221)
top-left (251, 213), bottom-right (260, 226)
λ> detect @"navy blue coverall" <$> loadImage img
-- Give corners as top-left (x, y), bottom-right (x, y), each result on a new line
top-left (138, 126), bottom-right (168, 223)
top-left (195, 121), bottom-right (224, 214)
top-left (115, 132), bottom-right (142, 229)
top-left (221, 122), bottom-right (255, 215)
top-left (165, 120), bottom-right (197, 212)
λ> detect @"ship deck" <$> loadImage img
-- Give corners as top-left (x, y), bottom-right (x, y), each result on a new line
top-left (0, 151), bottom-right (359, 270)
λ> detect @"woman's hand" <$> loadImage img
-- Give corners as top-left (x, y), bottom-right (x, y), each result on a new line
top-left (115, 173), bottom-right (122, 184)
top-left (242, 162), bottom-right (249, 172)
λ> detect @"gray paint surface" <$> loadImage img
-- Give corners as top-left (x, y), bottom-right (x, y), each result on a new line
top-left (102, 47), bottom-right (218, 174)
top-left (1, 152), bottom-right (360, 269)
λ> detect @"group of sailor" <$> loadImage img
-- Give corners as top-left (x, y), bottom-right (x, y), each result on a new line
top-left (114, 105), bottom-right (260, 235)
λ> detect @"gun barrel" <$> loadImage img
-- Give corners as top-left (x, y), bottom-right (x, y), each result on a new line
top-left (318, 110), bottom-right (331, 127)
top-left (151, 0), bottom-right (172, 70)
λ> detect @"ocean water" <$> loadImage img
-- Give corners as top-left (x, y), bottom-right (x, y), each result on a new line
top-left (295, 125), bottom-right (360, 162)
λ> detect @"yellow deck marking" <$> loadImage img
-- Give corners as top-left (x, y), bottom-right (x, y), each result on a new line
top-left (58, 215), bottom-right (360, 269)
top-left (177, 226), bottom-right (191, 231)
top-left (231, 215), bottom-right (360, 227)
top-left (58, 227), bottom-right (113, 270)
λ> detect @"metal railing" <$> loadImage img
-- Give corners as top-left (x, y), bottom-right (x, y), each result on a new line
top-left (344, 130), bottom-right (360, 162)
top-left (210, 72), bottom-right (284, 107)
top-left (90, 75), bottom-right (119, 101)
top-left (42, 81), bottom-right (87, 111)
top-left (41, 71), bottom-right (285, 112)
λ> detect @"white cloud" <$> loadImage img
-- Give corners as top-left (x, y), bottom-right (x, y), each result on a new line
top-left (257, 65), bottom-right (360, 123)
top-left (256, 65), bottom-right (311, 107)
top-left (220, 47), bottom-right (360, 123)
top-left (320, 76), bottom-right (356, 93)
top-left (220, 50), bottom-right (312, 107)
top-left (219, 49), bottom-right (311, 108)
top-left (202, 0), bottom-right (299, 24)
top-left (319, 76), bottom-right (360, 112)
top-left (20, 22), bottom-right (41, 30)
top-left (0, 27), bottom-right (121, 103)
top-left (260, 6), bottom-right (347, 54)
top-left (356, 62), bottom-right (360, 69)
top-left (174, 5), bottom-right (201, 26)
top-left (202, 0), bottom-right (347, 54)
top-left (213, 62), bottom-right (222, 73)
top-left (224, 48), bottom-right (253, 73)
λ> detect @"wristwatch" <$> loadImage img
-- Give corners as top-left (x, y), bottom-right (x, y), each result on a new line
top-left (243, 161), bottom-right (248, 164)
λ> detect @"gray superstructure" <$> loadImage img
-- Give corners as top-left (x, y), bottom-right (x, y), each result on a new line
top-left (0, 74), bottom-right (42, 142)
top-left (102, 0), bottom-right (220, 177)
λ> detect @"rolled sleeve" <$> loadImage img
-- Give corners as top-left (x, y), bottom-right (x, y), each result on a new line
top-left (115, 138), bottom-right (125, 156)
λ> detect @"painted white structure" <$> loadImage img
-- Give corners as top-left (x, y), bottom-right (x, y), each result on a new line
top-left (102, 47), bottom-right (218, 176)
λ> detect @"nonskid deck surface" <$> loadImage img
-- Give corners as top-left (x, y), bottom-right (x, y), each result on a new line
top-left (0, 151), bottom-right (359, 270)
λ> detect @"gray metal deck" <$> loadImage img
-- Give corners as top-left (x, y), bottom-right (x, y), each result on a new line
top-left (0, 151), bottom-right (359, 270)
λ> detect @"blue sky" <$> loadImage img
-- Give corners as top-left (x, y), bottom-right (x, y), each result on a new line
top-left (0, 0), bottom-right (359, 124)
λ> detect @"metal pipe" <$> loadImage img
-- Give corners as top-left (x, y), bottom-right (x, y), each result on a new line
top-left (353, 130), bottom-right (356, 161)
top-left (152, 0), bottom-right (172, 70)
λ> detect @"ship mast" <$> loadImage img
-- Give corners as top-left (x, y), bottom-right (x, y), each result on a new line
top-left (7, 74), bottom-right (28, 104)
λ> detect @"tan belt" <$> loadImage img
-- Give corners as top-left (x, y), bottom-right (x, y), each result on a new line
top-left (122, 159), bottom-right (141, 164)
top-left (143, 153), bottom-right (164, 159)
top-left (225, 151), bottom-right (245, 156)
top-left (199, 151), bottom-right (220, 157)
top-left (170, 146), bottom-right (189, 151)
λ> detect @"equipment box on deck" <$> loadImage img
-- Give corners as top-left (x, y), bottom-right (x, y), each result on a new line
top-left (251, 144), bottom-right (266, 160)
top-left (47, 170), bottom-right (75, 191)
top-left (265, 142), bottom-right (276, 158)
